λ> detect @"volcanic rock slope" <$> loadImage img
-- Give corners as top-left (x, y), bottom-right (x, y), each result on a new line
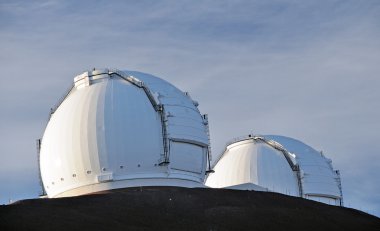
top-left (0, 187), bottom-right (379, 231)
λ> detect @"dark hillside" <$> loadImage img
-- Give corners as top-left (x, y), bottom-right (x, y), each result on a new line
top-left (0, 187), bottom-right (379, 231)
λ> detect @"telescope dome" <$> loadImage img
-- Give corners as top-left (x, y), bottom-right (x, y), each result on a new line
top-left (206, 135), bottom-right (343, 206)
top-left (38, 69), bottom-right (211, 198)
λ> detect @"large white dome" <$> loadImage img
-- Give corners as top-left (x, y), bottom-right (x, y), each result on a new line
top-left (38, 69), bottom-right (211, 198)
top-left (205, 135), bottom-right (343, 206)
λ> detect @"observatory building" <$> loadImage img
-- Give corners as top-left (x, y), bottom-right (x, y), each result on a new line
top-left (37, 68), bottom-right (343, 206)
top-left (205, 135), bottom-right (344, 206)
top-left (37, 69), bottom-right (211, 198)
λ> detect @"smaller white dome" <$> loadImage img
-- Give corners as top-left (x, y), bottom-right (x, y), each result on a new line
top-left (206, 135), bottom-right (343, 206)
top-left (206, 136), bottom-right (300, 197)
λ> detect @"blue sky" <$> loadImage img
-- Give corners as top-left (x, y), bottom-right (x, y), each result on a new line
top-left (0, 0), bottom-right (379, 216)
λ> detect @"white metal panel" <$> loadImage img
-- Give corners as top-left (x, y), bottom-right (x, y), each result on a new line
top-left (224, 183), bottom-right (268, 191)
top-left (263, 135), bottom-right (341, 198)
top-left (166, 106), bottom-right (208, 143)
top-left (103, 78), bottom-right (164, 176)
top-left (40, 81), bottom-right (106, 197)
top-left (123, 71), bottom-right (209, 146)
top-left (169, 142), bottom-right (205, 174)
top-left (205, 140), bottom-right (255, 188)
top-left (306, 195), bottom-right (340, 206)
top-left (256, 143), bottom-right (299, 196)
